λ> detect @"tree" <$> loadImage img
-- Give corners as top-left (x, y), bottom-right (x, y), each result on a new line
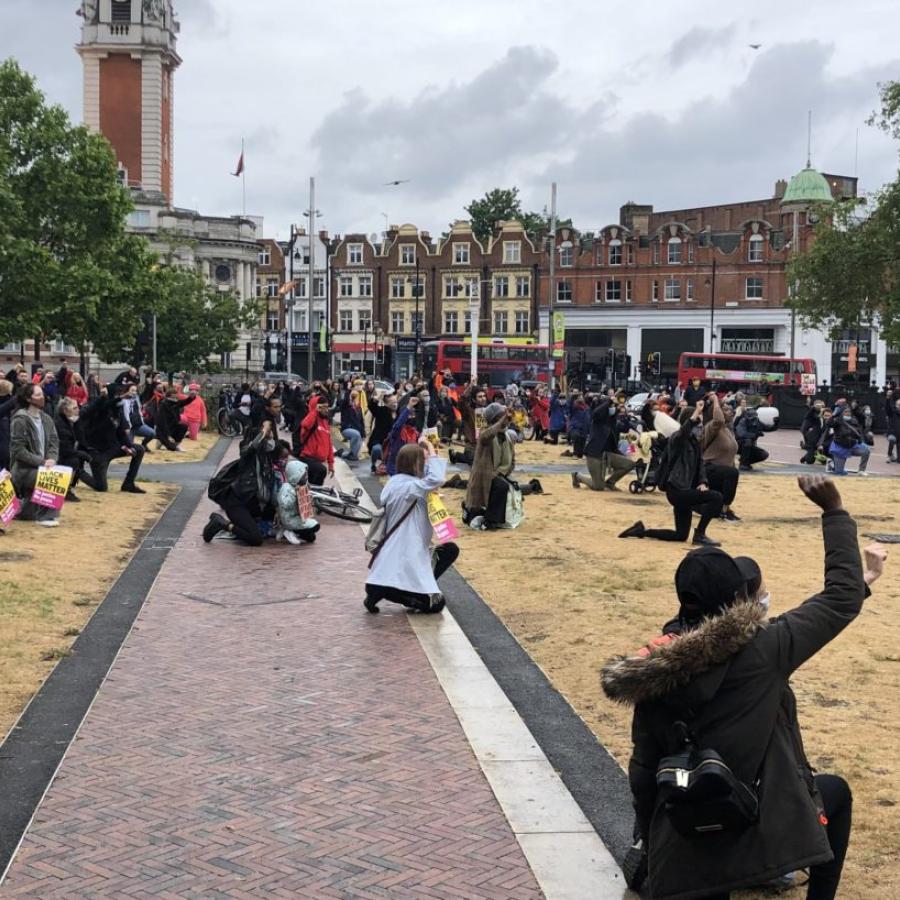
top-left (0, 58), bottom-right (135, 347)
top-left (788, 81), bottom-right (900, 344)
top-left (460, 186), bottom-right (571, 245)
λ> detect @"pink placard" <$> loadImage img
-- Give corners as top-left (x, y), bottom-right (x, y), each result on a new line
top-left (433, 518), bottom-right (460, 544)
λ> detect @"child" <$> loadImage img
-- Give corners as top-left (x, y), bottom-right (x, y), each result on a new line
top-left (275, 459), bottom-right (320, 545)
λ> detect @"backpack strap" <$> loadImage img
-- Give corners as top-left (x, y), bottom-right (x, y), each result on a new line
top-left (367, 498), bottom-right (417, 568)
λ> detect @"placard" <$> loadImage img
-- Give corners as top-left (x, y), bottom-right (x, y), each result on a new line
top-left (426, 492), bottom-right (459, 544)
top-left (31, 465), bottom-right (73, 510)
top-left (800, 373), bottom-right (817, 397)
top-left (296, 484), bottom-right (314, 521)
top-left (0, 469), bottom-right (21, 525)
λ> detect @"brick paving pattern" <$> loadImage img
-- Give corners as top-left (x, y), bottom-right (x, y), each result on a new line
top-left (1, 494), bottom-right (542, 898)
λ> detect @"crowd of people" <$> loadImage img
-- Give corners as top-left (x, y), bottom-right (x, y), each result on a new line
top-left (1, 363), bottom-right (208, 531)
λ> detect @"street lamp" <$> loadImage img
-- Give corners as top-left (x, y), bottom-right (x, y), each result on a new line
top-left (406, 256), bottom-right (422, 377)
top-left (362, 321), bottom-right (369, 375)
top-left (704, 257), bottom-right (718, 355)
top-left (373, 324), bottom-right (383, 378)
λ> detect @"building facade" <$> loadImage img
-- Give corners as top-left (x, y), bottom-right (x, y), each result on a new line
top-left (256, 238), bottom-right (286, 369)
top-left (283, 229), bottom-right (331, 380)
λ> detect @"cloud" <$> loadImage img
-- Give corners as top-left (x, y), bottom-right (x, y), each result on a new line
top-left (665, 24), bottom-right (736, 68)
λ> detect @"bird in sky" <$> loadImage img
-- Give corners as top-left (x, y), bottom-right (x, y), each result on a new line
top-left (384, 179), bottom-right (410, 186)
top-left (748, 43), bottom-right (762, 50)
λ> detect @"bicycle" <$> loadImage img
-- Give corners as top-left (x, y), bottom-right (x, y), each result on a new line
top-left (217, 388), bottom-right (246, 438)
top-left (308, 483), bottom-right (374, 523)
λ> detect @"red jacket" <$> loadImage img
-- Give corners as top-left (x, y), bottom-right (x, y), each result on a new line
top-left (531, 395), bottom-right (550, 429)
top-left (298, 396), bottom-right (335, 468)
top-left (66, 383), bottom-right (88, 406)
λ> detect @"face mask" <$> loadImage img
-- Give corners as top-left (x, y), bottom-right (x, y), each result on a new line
top-left (265, 439), bottom-right (276, 451)
top-left (757, 592), bottom-right (770, 614)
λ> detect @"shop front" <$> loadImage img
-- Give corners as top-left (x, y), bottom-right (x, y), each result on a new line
top-left (641, 328), bottom-right (704, 381)
top-left (719, 328), bottom-right (777, 355)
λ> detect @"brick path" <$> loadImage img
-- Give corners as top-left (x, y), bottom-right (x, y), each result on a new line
top-left (1, 493), bottom-right (542, 898)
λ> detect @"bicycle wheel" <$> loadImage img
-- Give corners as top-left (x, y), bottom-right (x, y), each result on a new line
top-left (312, 494), bottom-right (374, 523)
top-left (217, 409), bottom-right (242, 437)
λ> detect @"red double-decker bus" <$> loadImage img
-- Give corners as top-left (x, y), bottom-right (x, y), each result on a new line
top-left (678, 352), bottom-right (816, 392)
top-left (421, 340), bottom-right (560, 391)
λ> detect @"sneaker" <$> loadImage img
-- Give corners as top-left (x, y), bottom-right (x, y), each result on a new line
top-left (468, 515), bottom-right (486, 531)
top-left (121, 482), bottom-right (146, 494)
top-left (619, 521), bottom-right (645, 539)
top-left (425, 594), bottom-right (446, 613)
top-left (825, 460), bottom-right (835, 473)
top-left (65, 491), bottom-right (81, 503)
top-left (692, 532), bottom-right (721, 547)
top-left (604, 480), bottom-right (621, 491)
top-left (283, 530), bottom-right (302, 545)
top-left (299, 523), bottom-right (319, 543)
top-left (723, 509), bottom-right (741, 521)
top-left (857, 470), bottom-right (869, 477)
top-left (174, 445), bottom-right (185, 452)
top-left (445, 473), bottom-right (465, 489)
top-left (274, 528), bottom-right (285, 543)
top-left (202, 512), bottom-right (228, 543)
top-left (739, 464), bottom-right (753, 471)
top-left (36, 519), bottom-right (60, 528)
top-left (364, 595), bottom-right (380, 614)
top-left (571, 472), bottom-right (580, 490)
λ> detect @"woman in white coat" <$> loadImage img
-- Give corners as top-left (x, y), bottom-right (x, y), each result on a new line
top-left (364, 441), bottom-right (459, 614)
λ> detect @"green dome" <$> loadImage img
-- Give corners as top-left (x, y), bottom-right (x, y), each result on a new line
top-left (781, 167), bottom-right (833, 204)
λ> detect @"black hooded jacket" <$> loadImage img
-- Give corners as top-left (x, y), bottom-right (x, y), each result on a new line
top-left (602, 510), bottom-right (865, 900)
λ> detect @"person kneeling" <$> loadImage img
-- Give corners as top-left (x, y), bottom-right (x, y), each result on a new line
top-left (365, 441), bottom-right (458, 614)
top-left (275, 458), bottom-right (320, 545)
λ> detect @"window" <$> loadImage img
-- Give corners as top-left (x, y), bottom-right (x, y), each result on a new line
top-left (746, 277), bottom-right (764, 299)
top-left (258, 246), bottom-right (271, 266)
top-left (667, 238), bottom-right (682, 264)
top-left (400, 244), bottom-right (416, 265)
top-left (314, 277), bottom-right (325, 298)
top-left (360, 276), bottom-right (373, 297)
top-left (410, 277), bottom-right (424, 299)
top-left (444, 311), bottom-right (459, 333)
top-left (594, 280), bottom-right (604, 303)
top-left (625, 280), bottom-right (633, 302)
top-left (494, 275), bottom-right (510, 297)
top-left (608, 241), bottom-right (622, 266)
top-left (686, 279), bottom-right (694, 301)
top-left (444, 277), bottom-right (462, 298)
top-left (267, 278), bottom-right (279, 297)
top-left (391, 276), bottom-right (405, 299)
top-left (557, 280), bottom-right (572, 303)
top-left (465, 277), bottom-right (480, 298)
top-left (515, 275), bottom-right (530, 297)
top-left (687, 242), bottom-right (694, 263)
top-left (348, 243), bottom-right (363, 264)
top-left (494, 311), bottom-right (508, 334)
top-left (606, 280), bottom-right (622, 302)
top-left (503, 241), bottom-right (521, 264)
top-left (312, 311), bottom-right (325, 332)
top-left (559, 244), bottom-right (574, 267)
top-left (463, 310), bottom-right (473, 333)
top-left (266, 311), bottom-right (279, 331)
top-left (340, 309), bottom-right (353, 331)
top-left (391, 311), bottom-right (405, 333)
top-left (664, 278), bottom-right (681, 301)
top-left (295, 309), bottom-right (307, 332)
top-left (358, 310), bottom-right (372, 331)
top-left (515, 311), bottom-right (530, 334)
top-left (652, 279), bottom-right (659, 301)
top-left (453, 243), bottom-right (470, 264)
top-left (255, 279), bottom-right (263, 298)
top-left (339, 275), bottom-right (353, 297)
top-left (627, 243), bottom-right (635, 264)
top-left (653, 242), bottom-right (660, 264)
top-left (411, 312), bottom-right (423, 334)
top-left (749, 234), bottom-right (764, 262)
top-left (296, 278), bottom-right (307, 298)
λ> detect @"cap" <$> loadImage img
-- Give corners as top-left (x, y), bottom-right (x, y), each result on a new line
top-left (674, 547), bottom-right (757, 620)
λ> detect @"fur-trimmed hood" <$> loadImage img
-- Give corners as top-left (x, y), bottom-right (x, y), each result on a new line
top-left (601, 601), bottom-right (768, 706)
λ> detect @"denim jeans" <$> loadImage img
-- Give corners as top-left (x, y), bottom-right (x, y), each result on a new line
top-left (832, 443), bottom-right (869, 474)
top-left (341, 428), bottom-right (362, 459)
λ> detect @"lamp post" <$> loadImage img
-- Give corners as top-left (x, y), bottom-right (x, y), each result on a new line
top-left (362, 321), bottom-right (369, 375)
top-left (706, 257), bottom-right (718, 354)
top-left (303, 179), bottom-right (322, 383)
top-left (373, 324), bottom-right (383, 378)
top-left (414, 255), bottom-right (421, 376)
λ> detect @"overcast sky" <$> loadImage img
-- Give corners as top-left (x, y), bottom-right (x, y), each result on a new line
top-left (2, 0), bottom-right (899, 242)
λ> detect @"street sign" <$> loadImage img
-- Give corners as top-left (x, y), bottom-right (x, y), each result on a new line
top-left (552, 311), bottom-right (565, 359)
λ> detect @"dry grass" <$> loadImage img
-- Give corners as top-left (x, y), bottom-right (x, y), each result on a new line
top-left (110, 428), bottom-right (218, 465)
top-left (441, 441), bottom-right (900, 900)
top-left (0, 480), bottom-right (176, 740)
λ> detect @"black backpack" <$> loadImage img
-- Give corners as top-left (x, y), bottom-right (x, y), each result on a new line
top-left (655, 721), bottom-right (759, 837)
top-left (207, 459), bottom-right (240, 506)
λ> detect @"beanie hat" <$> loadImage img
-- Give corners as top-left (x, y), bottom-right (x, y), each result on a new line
top-left (484, 402), bottom-right (506, 424)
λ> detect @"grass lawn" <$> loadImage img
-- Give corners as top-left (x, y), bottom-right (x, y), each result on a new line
top-left (441, 441), bottom-right (900, 900)
top-left (111, 428), bottom-right (219, 465)
top-left (0, 480), bottom-right (176, 740)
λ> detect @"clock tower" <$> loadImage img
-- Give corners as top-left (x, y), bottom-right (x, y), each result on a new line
top-left (77, 0), bottom-right (181, 204)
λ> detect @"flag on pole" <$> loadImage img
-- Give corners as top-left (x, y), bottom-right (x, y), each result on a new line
top-left (232, 151), bottom-right (244, 177)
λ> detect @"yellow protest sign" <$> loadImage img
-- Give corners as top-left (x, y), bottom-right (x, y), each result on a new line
top-left (31, 466), bottom-right (73, 510)
top-left (427, 492), bottom-right (459, 544)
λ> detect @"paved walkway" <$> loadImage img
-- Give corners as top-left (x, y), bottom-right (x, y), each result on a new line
top-left (1, 490), bottom-right (543, 897)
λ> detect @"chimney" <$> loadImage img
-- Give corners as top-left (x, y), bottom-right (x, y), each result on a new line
top-left (774, 179), bottom-right (787, 200)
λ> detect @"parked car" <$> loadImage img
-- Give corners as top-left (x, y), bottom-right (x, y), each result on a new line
top-left (263, 371), bottom-right (308, 386)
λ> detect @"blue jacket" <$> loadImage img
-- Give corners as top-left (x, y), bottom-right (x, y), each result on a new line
top-left (568, 404), bottom-right (590, 436)
top-left (549, 395), bottom-right (567, 431)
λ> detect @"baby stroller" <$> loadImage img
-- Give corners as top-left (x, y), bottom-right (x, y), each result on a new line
top-left (628, 431), bottom-right (666, 494)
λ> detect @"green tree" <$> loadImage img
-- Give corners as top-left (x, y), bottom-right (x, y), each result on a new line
top-left (788, 81), bottom-right (900, 344)
top-left (460, 186), bottom-right (570, 245)
top-left (0, 58), bottom-right (134, 346)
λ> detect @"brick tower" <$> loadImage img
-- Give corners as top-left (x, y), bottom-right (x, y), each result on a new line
top-left (77, 0), bottom-right (181, 204)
